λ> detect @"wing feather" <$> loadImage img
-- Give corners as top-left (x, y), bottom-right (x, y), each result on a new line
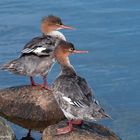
top-left (21, 35), bottom-right (60, 56)
top-left (53, 75), bottom-right (93, 108)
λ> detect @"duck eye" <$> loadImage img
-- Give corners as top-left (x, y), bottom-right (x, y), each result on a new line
top-left (69, 48), bottom-right (74, 52)
top-left (59, 22), bottom-right (63, 25)
top-left (56, 22), bottom-right (62, 25)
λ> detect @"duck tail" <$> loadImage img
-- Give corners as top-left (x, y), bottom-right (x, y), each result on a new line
top-left (0, 60), bottom-right (18, 71)
top-left (0, 63), bottom-right (9, 70)
top-left (92, 99), bottom-right (112, 120)
top-left (99, 108), bottom-right (112, 120)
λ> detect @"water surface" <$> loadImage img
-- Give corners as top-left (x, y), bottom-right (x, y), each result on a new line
top-left (0, 0), bottom-right (140, 139)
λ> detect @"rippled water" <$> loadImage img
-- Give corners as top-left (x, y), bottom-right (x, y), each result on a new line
top-left (0, 0), bottom-right (140, 139)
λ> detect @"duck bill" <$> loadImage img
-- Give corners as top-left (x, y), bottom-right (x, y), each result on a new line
top-left (60, 24), bottom-right (75, 30)
top-left (73, 50), bottom-right (88, 54)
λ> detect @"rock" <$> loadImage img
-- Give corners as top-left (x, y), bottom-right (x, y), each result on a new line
top-left (0, 85), bottom-right (121, 140)
top-left (0, 113), bottom-right (54, 131)
top-left (0, 85), bottom-right (65, 130)
top-left (42, 120), bottom-right (121, 140)
top-left (0, 117), bottom-right (16, 140)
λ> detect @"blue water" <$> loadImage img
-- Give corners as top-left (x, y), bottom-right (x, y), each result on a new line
top-left (0, 0), bottom-right (140, 139)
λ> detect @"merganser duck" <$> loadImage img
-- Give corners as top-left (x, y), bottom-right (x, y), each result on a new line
top-left (52, 41), bottom-right (111, 135)
top-left (1, 15), bottom-right (73, 90)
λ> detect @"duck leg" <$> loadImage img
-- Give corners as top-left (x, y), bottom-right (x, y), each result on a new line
top-left (39, 76), bottom-right (52, 91)
top-left (71, 120), bottom-right (83, 125)
top-left (56, 120), bottom-right (73, 135)
top-left (30, 76), bottom-right (51, 91)
top-left (30, 76), bottom-right (36, 86)
top-left (56, 120), bottom-right (83, 135)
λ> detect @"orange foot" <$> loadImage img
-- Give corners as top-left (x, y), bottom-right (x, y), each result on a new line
top-left (39, 84), bottom-right (52, 91)
top-left (56, 121), bottom-right (73, 135)
top-left (56, 120), bottom-right (83, 135)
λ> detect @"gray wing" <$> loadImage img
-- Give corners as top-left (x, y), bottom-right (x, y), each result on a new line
top-left (53, 75), bottom-right (111, 120)
top-left (75, 76), bottom-right (111, 119)
top-left (53, 75), bottom-right (93, 108)
top-left (21, 35), bottom-right (60, 56)
top-left (76, 76), bottom-right (93, 102)
top-left (53, 75), bottom-right (104, 109)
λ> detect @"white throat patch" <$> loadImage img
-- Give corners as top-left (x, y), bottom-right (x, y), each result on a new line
top-left (48, 31), bottom-right (66, 41)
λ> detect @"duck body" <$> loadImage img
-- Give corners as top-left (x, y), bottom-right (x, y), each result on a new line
top-left (3, 53), bottom-right (54, 77)
top-left (52, 66), bottom-right (109, 122)
top-left (2, 35), bottom-right (62, 77)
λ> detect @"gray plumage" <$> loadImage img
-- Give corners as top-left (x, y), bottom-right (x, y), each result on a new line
top-left (1, 35), bottom-right (63, 77)
top-left (21, 35), bottom-right (61, 56)
top-left (52, 65), bottom-right (111, 122)
top-left (1, 54), bottom-right (54, 77)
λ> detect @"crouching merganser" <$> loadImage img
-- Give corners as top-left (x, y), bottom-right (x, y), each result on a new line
top-left (52, 41), bottom-right (111, 135)
top-left (1, 15), bottom-right (74, 90)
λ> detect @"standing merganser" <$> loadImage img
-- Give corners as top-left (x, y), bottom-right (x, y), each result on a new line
top-left (52, 41), bottom-right (111, 135)
top-left (1, 15), bottom-right (74, 90)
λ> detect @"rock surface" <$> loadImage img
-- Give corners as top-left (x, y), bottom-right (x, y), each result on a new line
top-left (0, 85), bottom-right (121, 140)
top-left (0, 117), bottom-right (16, 140)
top-left (43, 120), bottom-right (121, 140)
top-left (0, 85), bottom-right (65, 130)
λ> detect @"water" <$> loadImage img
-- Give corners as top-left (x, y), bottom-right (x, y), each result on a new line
top-left (0, 0), bottom-right (140, 139)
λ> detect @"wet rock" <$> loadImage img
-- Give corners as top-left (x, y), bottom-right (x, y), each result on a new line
top-left (42, 120), bottom-right (121, 140)
top-left (0, 113), bottom-right (53, 131)
top-left (0, 85), bottom-right (65, 130)
top-left (0, 117), bottom-right (16, 140)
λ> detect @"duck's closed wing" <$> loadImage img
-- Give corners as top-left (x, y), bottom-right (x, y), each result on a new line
top-left (21, 36), bottom-right (60, 56)
top-left (53, 76), bottom-right (93, 107)
top-left (76, 76), bottom-right (93, 102)
top-left (53, 75), bottom-right (106, 114)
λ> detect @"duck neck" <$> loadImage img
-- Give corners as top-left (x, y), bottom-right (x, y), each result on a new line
top-left (41, 23), bottom-right (54, 35)
top-left (58, 57), bottom-right (76, 76)
top-left (43, 30), bottom-right (54, 35)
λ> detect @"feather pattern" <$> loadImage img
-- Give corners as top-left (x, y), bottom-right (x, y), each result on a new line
top-left (21, 35), bottom-right (61, 56)
top-left (1, 32), bottom-right (65, 77)
top-left (52, 71), bottom-right (110, 121)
